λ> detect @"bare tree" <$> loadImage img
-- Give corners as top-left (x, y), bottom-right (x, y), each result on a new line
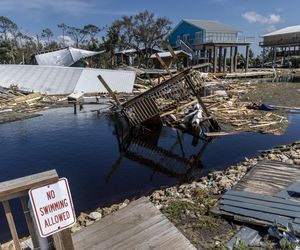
top-left (41, 28), bottom-right (54, 44)
top-left (57, 23), bottom-right (67, 47)
top-left (0, 16), bottom-right (18, 41)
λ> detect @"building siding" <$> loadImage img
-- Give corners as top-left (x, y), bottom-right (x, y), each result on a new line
top-left (168, 21), bottom-right (203, 47)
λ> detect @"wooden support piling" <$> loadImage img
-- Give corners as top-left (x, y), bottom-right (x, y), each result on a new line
top-left (234, 46), bottom-right (238, 72)
top-left (218, 47), bottom-right (223, 73)
top-left (2, 201), bottom-right (21, 250)
top-left (53, 230), bottom-right (74, 250)
top-left (20, 196), bottom-right (39, 248)
top-left (245, 45), bottom-right (249, 72)
top-left (230, 47), bottom-right (234, 73)
top-left (223, 48), bottom-right (227, 73)
top-left (213, 46), bottom-right (217, 73)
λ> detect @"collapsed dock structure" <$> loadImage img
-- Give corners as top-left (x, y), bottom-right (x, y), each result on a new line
top-left (167, 19), bottom-right (254, 73)
top-left (260, 25), bottom-right (300, 66)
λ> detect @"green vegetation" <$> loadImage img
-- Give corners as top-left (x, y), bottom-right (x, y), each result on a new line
top-left (0, 12), bottom-right (171, 68)
top-left (161, 188), bottom-right (217, 222)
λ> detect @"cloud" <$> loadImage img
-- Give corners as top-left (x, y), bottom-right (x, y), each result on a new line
top-left (0, 0), bottom-right (135, 16)
top-left (242, 11), bottom-right (281, 25)
top-left (265, 25), bottom-right (277, 33)
top-left (57, 35), bottom-right (75, 46)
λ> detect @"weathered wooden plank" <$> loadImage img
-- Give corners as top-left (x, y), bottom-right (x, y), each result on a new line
top-left (20, 196), bottom-right (39, 248)
top-left (72, 197), bottom-right (196, 250)
top-left (52, 229), bottom-right (74, 250)
top-left (222, 194), bottom-right (300, 212)
top-left (225, 190), bottom-right (300, 207)
top-left (2, 200), bottom-right (21, 250)
top-left (72, 200), bottom-right (151, 241)
top-left (221, 200), bottom-right (300, 219)
top-left (0, 170), bottom-right (58, 201)
top-left (234, 160), bottom-right (300, 196)
top-left (220, 205), bottom-right (291, 227)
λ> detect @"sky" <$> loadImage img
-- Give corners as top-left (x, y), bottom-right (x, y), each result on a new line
top-left (1, 0), bottom-right (299, 55)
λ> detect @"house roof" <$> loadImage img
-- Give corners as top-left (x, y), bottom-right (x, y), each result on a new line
top-left (183, 19), bottom-right (240, 33)
top-left (150, 50), bottom-right (191, 58)
top-left (0, 65), bottom-right (135, 95)
top-left (262, 25), bottom-right (300, 37)
top-left (35, 47), bottom-right (104, 67)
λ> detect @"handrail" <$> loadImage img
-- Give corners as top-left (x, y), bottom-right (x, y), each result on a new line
top-left (0, 170), bottom-right (74, 250)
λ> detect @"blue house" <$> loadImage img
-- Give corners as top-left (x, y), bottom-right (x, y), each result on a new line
top-left (167, 19), bottom-right (254, 73)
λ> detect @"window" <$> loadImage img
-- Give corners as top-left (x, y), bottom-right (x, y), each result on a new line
top-left (195, 31), bottom-right (203, 42)
top-left (176, 35), bottom-right (180, 41)
top-left (183, 34), bottom-right (190, 42)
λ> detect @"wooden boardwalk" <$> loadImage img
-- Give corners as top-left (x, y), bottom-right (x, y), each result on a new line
top-left (234, 160), bottom-right (300, 195)
top-left (72, 197), bottom-right (196, 250)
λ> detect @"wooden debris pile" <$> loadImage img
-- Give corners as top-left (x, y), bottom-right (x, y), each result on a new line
top-left (0, 86), bottom-right (68, 114)
top-left (202, 82), bottom-right (289, 135)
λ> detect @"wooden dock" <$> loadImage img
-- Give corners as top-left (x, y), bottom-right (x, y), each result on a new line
top-left (233, 160), bottom-right (300, 195)
top-left (211, 160), bottom-right (300, 230)
top-left (72, 197), bottom-right (196, 250)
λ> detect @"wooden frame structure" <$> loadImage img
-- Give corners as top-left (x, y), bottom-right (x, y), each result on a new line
top-left (0, 170), bottom-right (74, 250)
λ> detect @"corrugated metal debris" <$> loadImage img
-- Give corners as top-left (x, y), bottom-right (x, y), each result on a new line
top-left (0, 65), bottom-right (135, 95)
top-left (35, 47), bottom-right (104, 67)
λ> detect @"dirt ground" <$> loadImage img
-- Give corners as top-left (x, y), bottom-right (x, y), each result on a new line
top-left (242, 81), bottom-right (300, 108)
top-left (0, 111), bottom-right (41, 124)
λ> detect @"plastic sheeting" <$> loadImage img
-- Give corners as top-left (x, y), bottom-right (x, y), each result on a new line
top-left (0, 65), bottom-right (135, 95)
top-left (35, 47), bottom-right (103, 67)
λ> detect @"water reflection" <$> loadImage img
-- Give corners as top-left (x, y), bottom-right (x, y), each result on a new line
top-left (106, 115), bottom-right (214, 183)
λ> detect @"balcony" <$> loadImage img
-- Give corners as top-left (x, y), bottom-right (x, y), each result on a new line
top-left (260, 38), bottom-right (300, 47)
top-left (177, 36), bottom-right (255, 47)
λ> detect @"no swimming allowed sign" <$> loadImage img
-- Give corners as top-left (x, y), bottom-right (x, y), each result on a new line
top-left (29, 178), bottom-right (76, 237)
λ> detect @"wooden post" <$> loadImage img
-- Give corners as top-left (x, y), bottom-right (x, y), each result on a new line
top-left (213, 46), bottom-right (217, 73)
top-left (155, 53), bottom-right (173, 77)
top-left (234, 46), bottom-right (238, 72)
top-left (262, 47), bottom-right (265, 68)
top-left (73, 103), bottom-right (77, 114)
top-left (218, 47), bottom-right (222, 73)
top-left (273, 47), bottom-right (277, 68)
top-left (20, 196), bottom-right (39, 248)
top-left (2, 201), bottom-right (21, 250)
top-left (223, 48), bottom-right (227, 73)
top-left (97, 75), bottom-right (122, 108)
top-left (52, 230), bottom-right (74, 250)
top-left (230, 47), bottom-right (234, 73)
top-left (245, 45), bottom-right (249, 72)
top-left (166, 43), bottom-right (180, 65)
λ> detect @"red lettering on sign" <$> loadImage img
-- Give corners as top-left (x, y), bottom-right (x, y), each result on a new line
top-left (46, 190), bottom-right (55, 200)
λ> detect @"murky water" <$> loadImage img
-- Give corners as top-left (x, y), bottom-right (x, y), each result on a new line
top-left (0, 105), bottom-right (300, 241)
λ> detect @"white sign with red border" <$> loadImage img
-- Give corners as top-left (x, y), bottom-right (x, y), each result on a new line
top-left (29, 178), bottom-right (76, 237)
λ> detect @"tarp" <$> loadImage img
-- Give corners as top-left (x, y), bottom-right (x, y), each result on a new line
top-left (35, 47), bottom-right (103, 67)
top-left (0, 65), bottom-right (135, 95)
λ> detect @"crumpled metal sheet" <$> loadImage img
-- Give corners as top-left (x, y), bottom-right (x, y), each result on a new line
top-left (35, 47), bottom-right (103, 67)
top-left (0, 65), bottom-right (135, 95)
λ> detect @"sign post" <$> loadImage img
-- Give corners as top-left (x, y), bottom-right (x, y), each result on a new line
top-left (29, 178), bottom-right (76, 238)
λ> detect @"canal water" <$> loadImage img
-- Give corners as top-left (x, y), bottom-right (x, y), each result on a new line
top-left (0, 105), bottom-right (300, 241)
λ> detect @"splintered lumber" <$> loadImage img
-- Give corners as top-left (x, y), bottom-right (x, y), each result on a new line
top-left (155, 53), bottom-right (173, 77)
top-left (97, 75), bottom-right (122, 107)
top-left (160, 99), bottom-right (198, 118)
top-left (204, 131), bottom-right (241, 137)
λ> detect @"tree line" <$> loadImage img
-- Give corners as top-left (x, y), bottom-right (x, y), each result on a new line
top-left (0, 11), bottom-right (172, 68)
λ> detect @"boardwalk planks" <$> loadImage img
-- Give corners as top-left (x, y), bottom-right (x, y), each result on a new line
top-left (72, 197), bottom-right (196, 250)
